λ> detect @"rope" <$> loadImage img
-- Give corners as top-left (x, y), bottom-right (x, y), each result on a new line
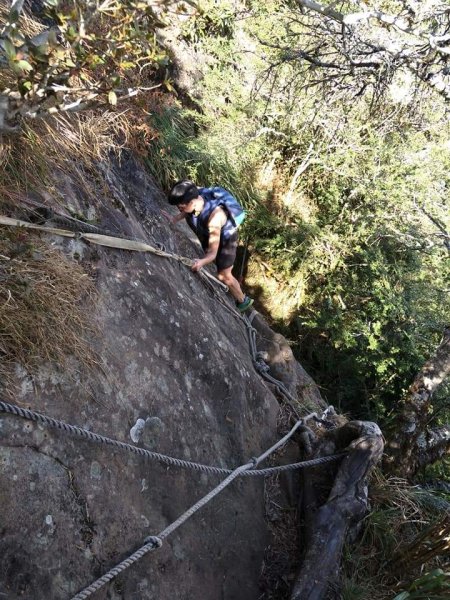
top-left (0, 215), bottom-right (299, 408)
top-left (0, 210), bottom-right (344, 600)
top-left (185, 258), bottom-right (305, 416)
top-left (71, 536), bottom-right (163, 600)
top-left (0, 212), bottom-right (313, 413)
top-left (71, 418), bottom-right (310, 599)
top-left (202, 289), bottom-right (304, 417)
top-left (0, 215), bottom-right (228, 292)
top-left (186, 269), bottom-right (304, 417)
top-left (241, 314), bottom-right (303, 416)
top-left (0, 400), bottom-right (345, 477)
top-left (0, 212), bottom-right (312, 414)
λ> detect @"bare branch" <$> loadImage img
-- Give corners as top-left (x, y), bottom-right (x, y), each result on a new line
top-left (418, 203), bottom-right (450, 253)
top-left (292, 0), bottom-right (450, 101)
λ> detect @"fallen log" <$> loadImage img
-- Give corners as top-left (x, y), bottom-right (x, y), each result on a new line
top-left (291, 420), bottom-right (384, 600)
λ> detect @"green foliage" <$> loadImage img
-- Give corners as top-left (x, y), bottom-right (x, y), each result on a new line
top-left (146, 105), bottom-right (261, 208)
top-left (340, 476), bottom-right (450, 600)
top-left (289, 123), bottom-right (450, 417)
top-left (242, 99), bottom-right (450, 418)
top-left (0, 0), bottom-right (186, 127)
top-left (144, 3), bottom-right (450, 598)
top-left (393, 570), bottom-right (450, 600)
top-left (419, 453), bottom-right (450, 485)
top-left (182, 0), bottom-right (236, 44)
top-left (145, 0), bottom-right (450, 428)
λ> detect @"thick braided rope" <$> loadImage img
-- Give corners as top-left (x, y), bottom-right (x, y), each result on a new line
top-left (70, 456), bottom-right (346, 600)
top-left (0, 400), bottom-right (226, 475)
top-left (2, 214), bottom-right (344, 597)
top-left (157, 461), bottom-right (253, 541)
top-left (71, 418), bottom-right (305, 600)
top-left (246, 453), bottom-right (346, 476)
top-left (0, 400), bottom-right (345, 477)
top-left (240, 314), bottom-right (305, 415)
top-left (252, 412), bottom-right (315, 466)
top-left (70, 536), bottom-right (163, 600)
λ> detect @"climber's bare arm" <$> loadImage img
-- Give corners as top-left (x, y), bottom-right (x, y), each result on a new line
top-left (191, 208), bottom-right (226, 272)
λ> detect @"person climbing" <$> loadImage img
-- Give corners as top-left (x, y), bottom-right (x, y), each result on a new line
top-left (163, 180), bottom-right (254, 312)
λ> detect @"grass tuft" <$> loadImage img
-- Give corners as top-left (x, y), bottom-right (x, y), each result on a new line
top-left (341, 472), bottom-right (450, 600)
top-left (0, 111), bottom-right (131, 209)
top-left (0, 229), bottom-right (97, 391)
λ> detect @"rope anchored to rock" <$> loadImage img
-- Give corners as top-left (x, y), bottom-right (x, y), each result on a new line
top-left (0, 215), bottom-right (229, 291)
top-left (0, 400), bottom-right (346, 477)
top-left (1, 212), bottom-right (323, 416)
top-left (0, 212), bottom-right (345, 599)
top-left (69, 415), bottom-right (339, 600)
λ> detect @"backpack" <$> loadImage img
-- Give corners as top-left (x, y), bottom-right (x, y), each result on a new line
top-left (198, 187), bottom-right (246, 228)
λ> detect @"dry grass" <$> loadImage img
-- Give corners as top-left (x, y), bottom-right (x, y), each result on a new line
top-left (0, 0), bottom-right (157, 208)
top-left (260, 440), bottom-right (449, 600)
top-left (0, 0), bottom-right (180, 224)
top-left (0, 229), bottom-right (98, 390)
top-left (0, 0), bottom-right (165, 396)
top-left (0, 110), bottom-right (132, 209)
top-left (340, 471), bottom-right (449, 600)
top-left (0, 1), bottom-right (43, 36)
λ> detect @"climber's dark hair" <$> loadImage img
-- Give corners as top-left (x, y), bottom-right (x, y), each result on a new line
top-left (168, 180), bottom-right (199, 205)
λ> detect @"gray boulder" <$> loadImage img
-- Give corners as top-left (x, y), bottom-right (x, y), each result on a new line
top-left (0, 151), bottom-right (324, 600)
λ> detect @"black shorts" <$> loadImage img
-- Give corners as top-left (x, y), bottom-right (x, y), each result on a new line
top-left (215, 232), bottom-right (238, 271)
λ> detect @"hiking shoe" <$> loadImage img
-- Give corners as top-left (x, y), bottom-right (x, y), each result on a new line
top-left (236, 295), bottom-right (254, 312)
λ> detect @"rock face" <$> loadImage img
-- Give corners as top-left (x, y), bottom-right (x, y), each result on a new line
top-left (0, 152), bottom-right (324, 600)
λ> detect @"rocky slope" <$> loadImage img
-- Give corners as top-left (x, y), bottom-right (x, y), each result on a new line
top-left (0, 151), bottom-right (324, 600)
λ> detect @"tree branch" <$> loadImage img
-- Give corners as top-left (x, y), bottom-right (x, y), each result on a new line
top-left (416, 424), bottom-right (450, 469)
top-left (294, 0), bottom-right (450, 101)
top-left (291, 421), bottom-right (384, 599)
top-left (385, 327), bottom-right (450, 477)
top-left (418, 203), bottom-right (450, 253)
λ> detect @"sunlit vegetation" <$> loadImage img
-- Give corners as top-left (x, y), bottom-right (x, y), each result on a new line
top-left (1, 0), bottom-right (449, 597)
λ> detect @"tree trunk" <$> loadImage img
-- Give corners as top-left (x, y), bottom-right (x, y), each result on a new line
top-left (291, 421), bottom-right (384, 600)
top-left (385, 327), bottom-right (450, 478)
top-left (416, 426), bottom-right (450, 470)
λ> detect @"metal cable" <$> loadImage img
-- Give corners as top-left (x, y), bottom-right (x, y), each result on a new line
top-left (0, 400), bottom-right (345, 477)
top-left (71, 418), bottom-right (306, 599)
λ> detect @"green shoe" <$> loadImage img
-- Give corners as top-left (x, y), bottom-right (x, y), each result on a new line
top-left (236, 295), bottom-right (254, 312)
